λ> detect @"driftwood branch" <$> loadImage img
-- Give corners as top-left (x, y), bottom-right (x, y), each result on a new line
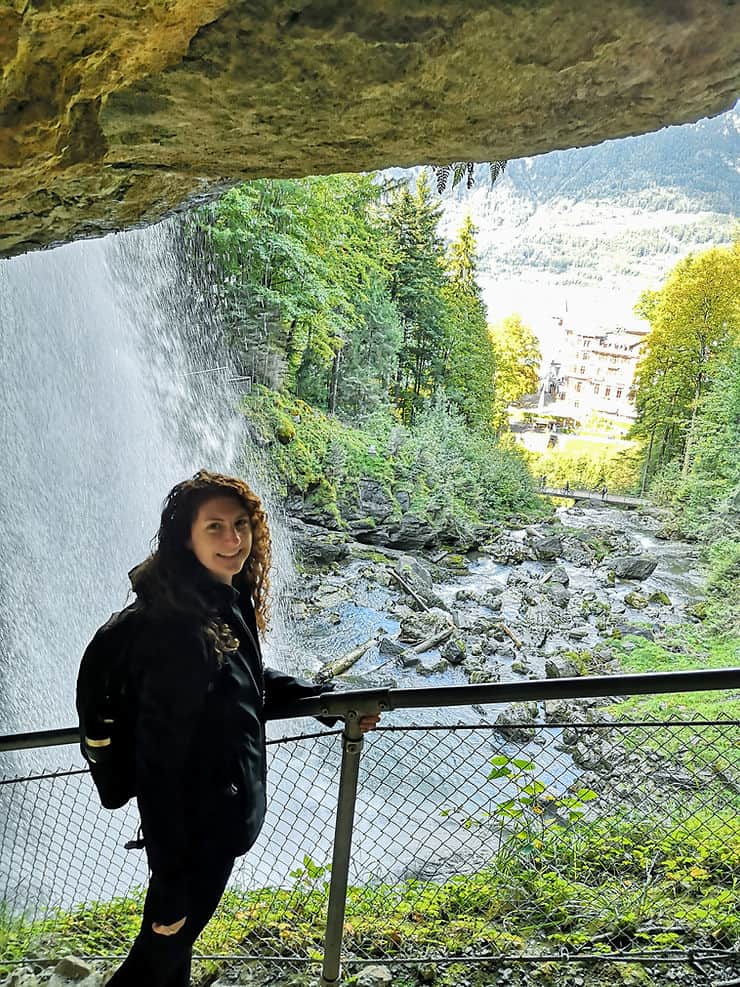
top-left (315, 637), bottom-right (376, 683)
top-left (411, 625), bottom-right (454, 654)
top-left (389, 569), bottom-right (430, 611)
top-left (497, 622), bottom-right (523, 649)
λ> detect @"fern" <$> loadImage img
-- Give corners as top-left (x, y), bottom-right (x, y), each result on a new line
top-left (430, 160), bottom-right (507, 193)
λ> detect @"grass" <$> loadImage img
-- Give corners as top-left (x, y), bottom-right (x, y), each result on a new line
top-left (3, 801), bottom-right (738, 977)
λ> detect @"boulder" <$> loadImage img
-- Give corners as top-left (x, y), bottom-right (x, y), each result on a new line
top-left (545, 657), bottom-right (581, 678)
top-left (2, 970), bottom-right (39, 987)
top-left (289, 518), bottom-right (350, 565)
top-left (370, 514), bottom-right (437, 551)
top-left (481, 536), bottom-right (532, 564)
top-left (624, 591), bottom-right (648, 610)
top-left (545, 565), bottom-right (570, 587)
top-left (378, 636), bottom-right (406, 658)
top-left (479, 592), bottom-right (503, 612)
top-left (399, 651), bottom-right (421, 668)
top-left (532, 535), bottom-right (563, 560)
top-left (357, 966), bottom-right (394, 987)
top-left (393, 555), bottom-right (447, 610)
top-left (561, 537), bottom-right (597, 566)
top-left (357, 478), bottom-right (396, 521)
top-left (393, 555), bottom-right (429, 588)
top-left (47, 958), bottom-right (100, 987)
top-left (398, 608), bottom-right (452, 644)
top-left (568, 626), bottom-right (591, 640)
top-left (545, 584), bottom-right (571, 609)
top-left (441, 637), bottom-right (467, 665)
top-left (494, 702), bottom-right (539, 741)
top-left (610, 555), bottom-right (659, 580)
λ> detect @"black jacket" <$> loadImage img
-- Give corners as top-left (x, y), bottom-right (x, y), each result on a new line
top-left (128, 579), bottom-right (330, 924)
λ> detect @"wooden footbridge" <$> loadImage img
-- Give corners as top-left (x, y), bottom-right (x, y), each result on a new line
top-left (540, 486), bottom-right (649, 508)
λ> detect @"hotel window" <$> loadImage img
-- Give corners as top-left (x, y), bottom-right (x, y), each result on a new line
top-left (594, 384), bottom-right (600, 395)
top-left (576, 381), bottom-right (582, 392)
top-left (605, 386), bottom-right (611, 398)
top-left (580, 365), bottom-right (586, 374)
top-left (616, 387), bottom-right (623, 399)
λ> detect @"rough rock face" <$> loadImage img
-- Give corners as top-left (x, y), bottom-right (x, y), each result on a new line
top-left (2, 0), bottom-right (739, 258)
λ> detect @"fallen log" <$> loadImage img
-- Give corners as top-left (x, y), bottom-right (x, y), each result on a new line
top-left (314, 637), bottom-right (376, 683)
top-left (389, 568), bottom-right (430, 611)
top-left (498, 622), bottom-right (523, 649)
top-left (411, 624), bottom-right (455, 654)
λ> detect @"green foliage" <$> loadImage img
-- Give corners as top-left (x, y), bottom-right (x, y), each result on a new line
top-left (489, 314), bottom-right (542, 431)
top-left (198, 174), bottom-right (398, 406)
top-left (5, 802), bottom-right (737, 974)
top-left (609, 626), bottom-right (740, 777)
top-left (384, 173), bottom-right (449, 423)
top-left (333, 277), bottom-right (403, 419)
top-left (527, 438), bottom-right (643, 494)
top-left (243, 389), bottom-right (541, 528)
top-left (632, 241), bottom-right (739, 482)
top-left (441, 216), bottom-right (497, 430)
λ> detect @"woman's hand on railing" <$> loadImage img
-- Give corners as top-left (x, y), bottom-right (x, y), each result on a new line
top-left (359, 714), bottom-right (381, 733)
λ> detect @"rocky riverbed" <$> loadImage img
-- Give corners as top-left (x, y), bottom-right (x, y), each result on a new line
top-left (282, 501), bottom-right (706, 703)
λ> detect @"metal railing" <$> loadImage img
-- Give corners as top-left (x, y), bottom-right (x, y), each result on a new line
top-left (1, 669), bottom-right (739, 986)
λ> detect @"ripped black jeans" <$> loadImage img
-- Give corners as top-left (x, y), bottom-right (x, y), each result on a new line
top-left (107, 846), bottom-right (235, 987)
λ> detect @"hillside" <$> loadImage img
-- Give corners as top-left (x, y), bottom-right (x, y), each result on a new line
top-left (394, 105), bottom-right (739, 338)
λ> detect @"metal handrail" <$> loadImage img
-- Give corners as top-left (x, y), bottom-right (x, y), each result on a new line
top-left (2, 666), bottom-right (738, 986)
top-left (3, 667), bottom-right (738, 753)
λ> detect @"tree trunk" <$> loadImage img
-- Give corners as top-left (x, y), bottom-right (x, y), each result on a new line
top-left (640, 428), bottom-right (656, 496)
top-left (328, 348), bottom-right (341, 414)
top-left (682, 370), bottom-right (704, 477)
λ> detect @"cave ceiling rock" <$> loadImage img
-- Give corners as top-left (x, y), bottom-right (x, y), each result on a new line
top-left (1, 0), bottom-right (738, 258)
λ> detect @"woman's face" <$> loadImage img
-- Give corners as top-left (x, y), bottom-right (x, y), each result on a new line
top-left (188, 495), bottom-right (253, 584)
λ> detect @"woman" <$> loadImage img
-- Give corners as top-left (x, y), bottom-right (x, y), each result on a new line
top-left (107, 470), bottom-right (379, 986)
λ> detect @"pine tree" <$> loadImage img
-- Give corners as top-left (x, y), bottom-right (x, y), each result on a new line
top-left (441, 215), bottom-right (496, 430)
top-left (385, 173), bottom-right (448, 424)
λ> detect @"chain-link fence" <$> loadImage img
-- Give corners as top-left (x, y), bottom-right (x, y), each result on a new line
top-left (1, 673), bottom-right (739, 986)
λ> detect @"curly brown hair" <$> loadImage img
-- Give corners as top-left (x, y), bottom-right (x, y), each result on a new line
top-left (131, 470), bottom-right (272, 633)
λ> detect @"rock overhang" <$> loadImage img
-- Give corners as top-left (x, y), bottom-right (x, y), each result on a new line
top-left (1, 0), bottom-right (738, 258)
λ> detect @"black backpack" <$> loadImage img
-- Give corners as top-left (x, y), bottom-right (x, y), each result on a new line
top-left (76, 602), bottom-right (144, 810)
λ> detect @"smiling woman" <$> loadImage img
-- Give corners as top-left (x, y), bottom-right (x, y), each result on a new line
top-left (87, 469), bottom-right (380, 987)
top-left (188, 497), bottom-right (255, 585)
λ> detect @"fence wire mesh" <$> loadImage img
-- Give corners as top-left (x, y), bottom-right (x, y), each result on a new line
top-left (1, 706), bottom-right (738, 983)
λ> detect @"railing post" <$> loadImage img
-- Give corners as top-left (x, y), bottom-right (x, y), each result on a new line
top-left (320, 711), bottom-right (364, 987)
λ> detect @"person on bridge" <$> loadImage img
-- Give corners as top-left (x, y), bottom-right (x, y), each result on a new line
top-left (601, 485), bottom-right (608, 500)
top-left (106, 470), bottom-right (380, 987)
top-left (564, 480), bottom-right (570, 494)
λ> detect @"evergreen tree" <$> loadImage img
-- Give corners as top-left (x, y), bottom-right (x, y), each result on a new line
top-left (385, 173), bottom-right (448, 424)
top-left (441, 215), bottom-right (496, 429)
top-left (334, 276), bottom-right (403, 418)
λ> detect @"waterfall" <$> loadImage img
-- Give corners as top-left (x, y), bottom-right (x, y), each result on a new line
top-left (0, 220), bottom-right (291, 740)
